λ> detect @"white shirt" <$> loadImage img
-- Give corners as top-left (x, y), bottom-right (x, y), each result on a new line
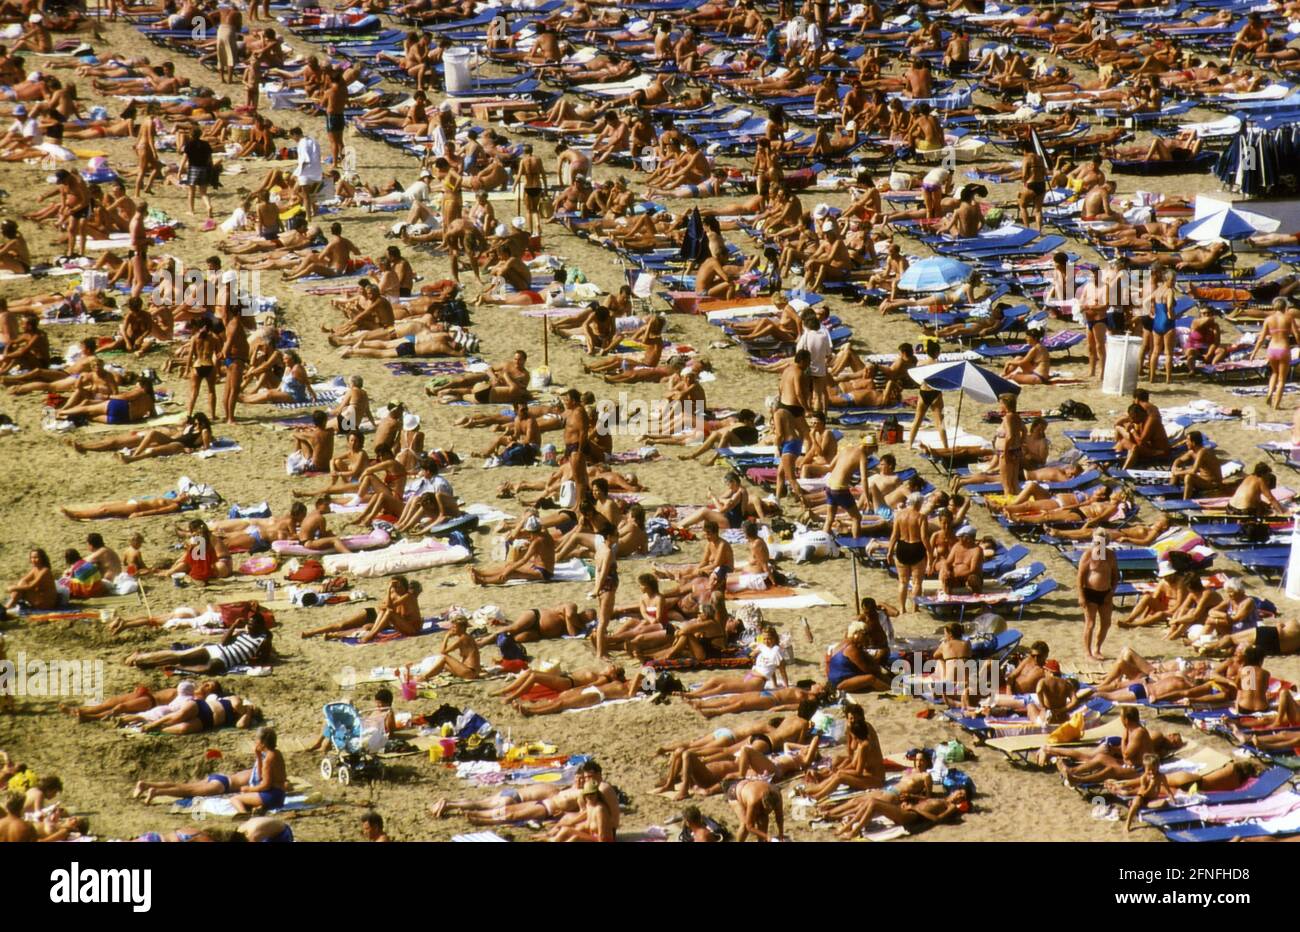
top-left (295, 135), bottom-right (322, 184)
top-left (796, 326), bottom-right (832, 378)
top-left (406, 474), bottom-right (452, 498)
top-left (10, 117), bottom-right (40, 142)
top-left (752, 643), bottom-right (785, 685)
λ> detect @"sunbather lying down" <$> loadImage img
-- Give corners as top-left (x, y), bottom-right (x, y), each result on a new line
top-left (515, 669), bottom-right (643, 716)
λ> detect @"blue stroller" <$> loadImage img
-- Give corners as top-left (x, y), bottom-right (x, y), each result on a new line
top-left (319, 702), bottom-right (386, 785)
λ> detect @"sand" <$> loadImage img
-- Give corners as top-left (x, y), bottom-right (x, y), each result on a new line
top-left (0, 18), bottom-right (1292, 843)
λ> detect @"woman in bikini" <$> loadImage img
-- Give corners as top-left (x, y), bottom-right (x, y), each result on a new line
top-left (1002, 325), bottom-right (1051, 384)
top-left (995, 392), bottom-right (1025, 496)
top-left (1250, 298), bottom-right (1300, 409)
top-left (906, 340), bottom-right (948, 450)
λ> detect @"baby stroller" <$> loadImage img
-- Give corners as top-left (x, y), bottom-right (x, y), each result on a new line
top-left (318, 702), bottom-right (386, 785)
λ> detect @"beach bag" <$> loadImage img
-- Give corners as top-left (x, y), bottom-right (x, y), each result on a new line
top-left (496, 634), bottom-right (528, 662)
top-left (557, 479), bottom-right (578, 509)
top-left (499, 442), bottom-right (536, 466)
top-left (287, 559), bottom-right (325, 583)
top-left (942, 769), bottom-right (975, 797)
top-left (1058, 399), bottom-right (1094, 421)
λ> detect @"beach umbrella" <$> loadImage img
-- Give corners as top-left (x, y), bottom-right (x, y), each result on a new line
top-left (907, 360), bottom-right (1021, 469)
top-left (1180, 206), bottom-right (1277, 243)
top-left (909, 360), bottom-right (1021, 404)
top-left (897, 256), bottom-right (972, 293)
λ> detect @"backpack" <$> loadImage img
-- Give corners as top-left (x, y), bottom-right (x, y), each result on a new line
top-left (1058, 399), bottom-right (1095, 421)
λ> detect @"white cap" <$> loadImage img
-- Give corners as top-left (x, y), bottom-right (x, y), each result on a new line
top-left (821, 220), bottom-right (835, 233)
top-left (957, 525), bottom-right (976, 537)
top-left (402, 413), bottom-right (421, 431)
top-left (511, 216), bottom-right (526, 229)
top-left (1156, 561), bottom-right (1176, 578)
top-left (845, 120), bottom-right (857, 132)
top-left (812, 203), bottom-right (829, 219)
top-left (523, 515), bottom-right (541, 532)
top-left (1225, 577), bottom-right (1245, 593)
top-left (419, 169), bottom-right (432, 179)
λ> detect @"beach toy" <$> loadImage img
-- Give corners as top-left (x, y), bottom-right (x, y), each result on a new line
top-left (238, 555), bottom-right (277, 576)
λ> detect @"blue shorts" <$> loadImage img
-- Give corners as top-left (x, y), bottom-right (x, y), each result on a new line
top-left (780, 439), bottom-right (803, 457)
top-left (827, 487), bottom-right (855, 509)
top-left (258, 787), bottom-right (287, 810)
top-left (206, 773), bottom-right (231, 792)
top-left (262, 824), bottom-right (294, 842)
top-left (1128, 682), bottom-right (1147, 702)
top-left (106, 398), bottom-right (130, 425)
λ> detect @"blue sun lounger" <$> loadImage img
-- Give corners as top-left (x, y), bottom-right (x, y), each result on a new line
top-left (1140, 768), bottom-right (1295, 828)
top-left (1165, 822), bottom-right (1291, 842)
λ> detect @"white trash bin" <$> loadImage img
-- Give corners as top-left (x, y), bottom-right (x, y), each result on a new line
top-left (443, 47), bottom-right (473, 94)
top-left (1102, 334), bottom-right (1143, 396)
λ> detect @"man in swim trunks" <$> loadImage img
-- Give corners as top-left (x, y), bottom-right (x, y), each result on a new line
top-left (888, 492), bottom-right (928, 613)
top-left (819, 440), bottom-right (872, 538)
top-left (1078, 530), bottom-right (1118, 662)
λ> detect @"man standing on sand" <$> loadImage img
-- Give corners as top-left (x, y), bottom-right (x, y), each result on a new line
top-left (216, 3), bottom-right (242, 84)
top-left (820, 440), bottom-right (871, 538)
top-left (128, 198), bottom-right (149, 300)
top-left (323, 69), bottom-right (348, 166)
top-left (516, 143), bottom-right (548, 238)
top-left (1078, 529), bottom-right (1118, 662)
top-left (291, 126), bottom-right (322, 221)
top-left (221, 303), bottom-right (249, 425)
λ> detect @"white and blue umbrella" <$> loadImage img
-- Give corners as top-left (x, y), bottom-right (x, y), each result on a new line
top-left (1180, 206), bottom-right (1277, 243)
top-left (909, 360), bottom-right (1021, 404)
top-left (897, 256), bottom-right (972, 292)
top-left (908, 360), bottom-right (1021, 467)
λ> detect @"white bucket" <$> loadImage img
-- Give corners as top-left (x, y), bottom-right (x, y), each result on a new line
top-left (444, 47), bottom-right (472, 94)
top-left (1101, 334), bottom-right (1142, 396)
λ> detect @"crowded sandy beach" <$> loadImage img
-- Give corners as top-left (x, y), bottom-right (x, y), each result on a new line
top-left (3, 0), bottom-right (1300, 847)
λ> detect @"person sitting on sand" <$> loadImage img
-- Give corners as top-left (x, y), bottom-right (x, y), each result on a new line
top-left (230, 727), bottom-right (288, 814)
top-left (5, 548), bottom-right (59, 611)
top-left (300, 576), bottom-right (423, 642)
top-left (469, 516), bottom-right (555, 585)
top-left (409, 613), bottom-right (482, 681)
